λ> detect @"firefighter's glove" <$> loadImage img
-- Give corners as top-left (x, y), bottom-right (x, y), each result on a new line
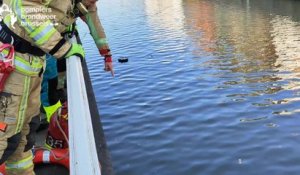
top-left (65, 44), bottom-right (85, 60)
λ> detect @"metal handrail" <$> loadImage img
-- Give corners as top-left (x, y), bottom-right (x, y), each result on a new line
top-left (67, 37), bottom-right (101, 175)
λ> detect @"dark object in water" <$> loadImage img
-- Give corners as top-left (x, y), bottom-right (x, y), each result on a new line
top-left (118, 57), bottom-right (128, 63)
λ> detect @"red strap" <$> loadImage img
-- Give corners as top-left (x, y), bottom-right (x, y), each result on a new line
top-left (0, 43), bottom-right (15, 60)
top-left (99, 49), bottom-right (110, 56)
top-left (104, 55), bottom-right (112, 63)
top-left (0, 122), bottom-right (7, 132)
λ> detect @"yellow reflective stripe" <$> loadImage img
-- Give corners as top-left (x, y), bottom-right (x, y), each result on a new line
top-left (6, 154), bottom-right (33, 170)
top-left (30, 21), bottom-right (53, 41)
top-left (13, 0), bottom-right (57, 45)
top-left (3, 15), bottom-right (11, 26)
top-left (1, 50), bottom-right (43, 76)
top-left (44, 143), bottom-right (53, 150)
top-left (13, 0), bottom-right (34, 33)
top-left (15, 62), bottom-right (40, 76)
top-left (44, 100), bottom-right (62, 122)
top-left (15, 59), bottom-right (42, 75)
top-left (95, 38), bottom-right (108, 46)
top-left (15, 56), bottom-right (43, 69)
top-left (16, 76), bottom-right (30, 133)
top-left (67, 25), bottom-right (72, 32)
top-left (36, 27), bottom-right (56, 46)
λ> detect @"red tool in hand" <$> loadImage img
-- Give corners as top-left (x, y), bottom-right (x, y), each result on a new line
top-left (0, 43), bottom-right (15, 92)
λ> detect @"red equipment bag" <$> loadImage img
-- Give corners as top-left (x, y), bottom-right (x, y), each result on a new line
top-left (45, 101), bottom-right (69, 149)
top-left (0, 43), bottom-right (15, 92)
top-left (0, 163), bottom-right (5, 175)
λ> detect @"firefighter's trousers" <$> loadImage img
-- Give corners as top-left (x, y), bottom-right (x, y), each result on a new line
top-left (0, 50), bottom-right (44, 175)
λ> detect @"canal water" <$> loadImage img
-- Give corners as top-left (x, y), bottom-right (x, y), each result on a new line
top-left (79, 0), bottom-right (300, 174)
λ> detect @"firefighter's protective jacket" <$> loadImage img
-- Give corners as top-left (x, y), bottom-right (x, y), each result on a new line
top-left (3, 0), bottom-right (108, 58)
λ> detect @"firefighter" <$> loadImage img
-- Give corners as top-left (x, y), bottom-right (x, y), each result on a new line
top-left (0, 0), bottom-right (113, 174)
top-left (41, 24), bottom-right (78, 125)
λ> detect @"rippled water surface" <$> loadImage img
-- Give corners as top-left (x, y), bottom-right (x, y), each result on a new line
top-left (78, 0), bottom-right (300, 174)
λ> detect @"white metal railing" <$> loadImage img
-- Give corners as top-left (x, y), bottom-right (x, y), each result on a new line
top-left (67, 37), bottom-right (101, 175)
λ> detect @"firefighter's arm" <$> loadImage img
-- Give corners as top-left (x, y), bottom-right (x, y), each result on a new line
top-left (13, 1), bottom-right (73, 59)
top-left (80, 3), bottom-right (114, 76)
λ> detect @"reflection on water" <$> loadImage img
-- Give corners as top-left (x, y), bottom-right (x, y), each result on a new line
top-left (272, 16), bottom-right (300, 85)
top-left (144, 0), bottom-right (187, 58)
top-left (184, 0), bottom-right (300, 109)
top-left (184, 0), bottom-right (217, 53)
top-left (145, 0), bottom-right (185, 33)
top-left (91, 0), bottom-right (300, 174)
top-left (271, 15), bottom-right (300, 114)
top-left (186, 0), bottom-right (277, 71)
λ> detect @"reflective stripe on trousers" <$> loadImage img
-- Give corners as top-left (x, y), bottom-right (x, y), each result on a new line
top-left (1, 49), bottom-right (43, 76)
top-left (6, 154), bottom-right (34, 170)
